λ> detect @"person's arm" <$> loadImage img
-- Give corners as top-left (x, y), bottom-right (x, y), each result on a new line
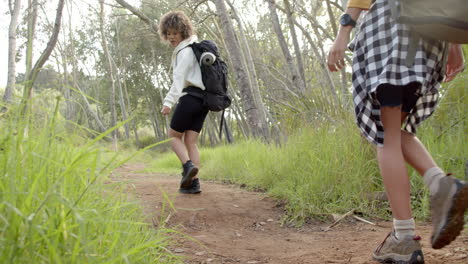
top-left (444, 44), bottom-right (465, 82)
top-left (327, 7), bottom-right (363, 72)
top-left (161, 48), bottom-right (193, 115)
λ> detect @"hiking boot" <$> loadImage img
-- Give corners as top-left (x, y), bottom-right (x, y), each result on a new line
top-left (180, 160), bottom-right (198, 189)
top-left (372, 231), bottom-right (424, 264)
top-left (430, 174), bottom-right (468, 249)
top-left (179, 178), bottom-right (201, 194)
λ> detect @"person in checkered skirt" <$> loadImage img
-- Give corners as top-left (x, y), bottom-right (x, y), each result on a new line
top-left (327, 0), bottom-right (467, 263)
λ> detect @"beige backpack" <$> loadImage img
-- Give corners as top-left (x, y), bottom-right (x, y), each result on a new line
top-left (397, 0), bottom-right (468, 43)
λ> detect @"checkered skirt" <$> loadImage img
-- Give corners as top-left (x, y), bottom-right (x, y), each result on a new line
top-left (349, 0), bottom-right (446, 146)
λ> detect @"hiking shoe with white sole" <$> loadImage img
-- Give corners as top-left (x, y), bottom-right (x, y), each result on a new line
top-left (180, 160), bottom-right (198, 189)
top-left (372, 232), bottom-right (424, 264)
top-left (430, 174), bottom-right (468, 249)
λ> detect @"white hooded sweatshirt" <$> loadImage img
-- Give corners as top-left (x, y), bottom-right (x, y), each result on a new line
top-left (163, 35), bottom-right (205, 108)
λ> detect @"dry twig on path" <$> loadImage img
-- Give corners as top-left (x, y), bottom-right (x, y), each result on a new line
top-left (353, 215), bottom-right (377, 226)
top-left (325, 209), bottom-right (355, 231)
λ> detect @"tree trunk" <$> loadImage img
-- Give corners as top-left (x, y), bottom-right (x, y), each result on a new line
top-left (325, 1), bottom-right (349, 99)
top-left (4, 0), bottom-right (22, 103)
top-left (25, 0), bottom-right (38, 78)
top-left (59, 44), bottom-right (74, 121)
top-left (122, 74), bottom-right (137, 142)
top-left (22, 0), bottom-right (65, 103)
top-left (113, 20), bottom-right (131, 139)
top-left (152, 48), bottom-right (171, 136)
top-left (326, 0), bottom-right (338, 37)
top-left (224, 0), bottom-right (283, 142)
top-left (148, 96), bottom-right (162, 139)
top-left (224, 0), bottom-right (258, 98)
top-left (205, 115), bottom-right (219, 146)
top-left (65, 2), bottom-right (106, 132)
top-left (288, 16), bottom-right (339, 105)
top-left (228, 87), bottom-right (249, 139)
top-left (63, 0), bottom-right (76, 121)
top-left (99, 0), bottom-right (118, 150)
top-left (212, 0), bottom-right (269, 139)
top-left (221, 112), bottom-right (234, 143)
top-left (266, 0), bottom-right (305, 94)
top-left (283, 0), bottom-right (306, 88)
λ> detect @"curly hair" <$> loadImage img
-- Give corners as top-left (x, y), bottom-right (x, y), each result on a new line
top-left (158, 10), bottom-right (195, 42)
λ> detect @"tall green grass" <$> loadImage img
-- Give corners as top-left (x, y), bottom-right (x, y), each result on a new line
top-left (0, 101), bottom-right (179, 263)
top-left (149, 120), bottom-right (465, 225)
top-left (147, 72), bottom-right (466, 225)
top-left (201, 122), bottom-right (388, 225)
top-left (148, 121), bottom-right (385, 224)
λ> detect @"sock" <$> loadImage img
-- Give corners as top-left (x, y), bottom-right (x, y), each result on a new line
top-left (393, 218), bottom-right (415, 239)
top-left (423, 167), bottom-right (445, 194)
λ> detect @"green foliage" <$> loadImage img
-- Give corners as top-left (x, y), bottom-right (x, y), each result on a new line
top-left (0, 102), bottom-right (179, 263)
top-left (146, 70), bottom-right (466, 224)
top-left (146, 121), bottom-right (383, 224)
top-left (143, 148), bottom-right (181, 174)
top-left (198, 123), bottom-right (385, 225)
top-left (203, 116), bottom-right (464, 224)
top-left (428, 64), bottom-right (467, 136)
top-left (135, 135), bottom-right (161, 150)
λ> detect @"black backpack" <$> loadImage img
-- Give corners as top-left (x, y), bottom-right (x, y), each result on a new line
top-left (184, 40), bottom-right (232, 112)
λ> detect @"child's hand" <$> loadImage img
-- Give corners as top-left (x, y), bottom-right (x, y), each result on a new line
top-left (327, 29), bottom-right (351, 72)
top-left (161, 106), bottom-right (171, 115)
top-left (444, 43), bottom-right (465, 82)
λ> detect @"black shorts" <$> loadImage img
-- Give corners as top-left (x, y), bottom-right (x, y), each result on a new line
top-left (376, 82), bottom-right (420, 113)
top-left (170, 94), bottom-right (209, 133)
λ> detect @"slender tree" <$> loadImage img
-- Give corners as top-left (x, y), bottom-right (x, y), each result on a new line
top-left (283, 0), bottom-right (306, 88)
top-left (266, 0), bottom-right (306, 94)
top-left (4, 0), bottom-right (22, 103)
top-left (68, 2), bottom-right (106, 132)
top-left (276, 4), bottom-right (338, 104)
top-left (25, 0), bottom-right (38, 78)
top-left (325, 0), bottom-right (348, 96)
top-left (99, 0), bottom-right (118, 149)
top-left (212, 0), bottom-right (269, 139)
top-left (22, 0), bottom-right (65, 102)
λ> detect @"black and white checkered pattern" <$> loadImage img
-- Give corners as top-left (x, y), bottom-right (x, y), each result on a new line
top-left (349, 0), bottom-right (446, 146)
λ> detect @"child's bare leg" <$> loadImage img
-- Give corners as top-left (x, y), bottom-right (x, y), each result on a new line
top-left (168, 128), bottom-right (189, 164)
top-left (378, 106), bottom-right (412, 220)
top-left (400, 115), bottom-right (444, 195)
top-left (184, 130), bottom-right (201, 178)
top-left (400, 113), bottom-right (438, 176)
top-left (399, 115), bottom-right (467, 249)
top-left (401, 131), bottom-right (437, 175)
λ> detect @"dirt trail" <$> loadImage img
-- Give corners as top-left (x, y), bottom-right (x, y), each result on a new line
top-left (113, 164), bottom-right (467, 264)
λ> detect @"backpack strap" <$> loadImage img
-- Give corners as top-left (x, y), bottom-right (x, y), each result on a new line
top-left (182, 86), bottom-right (205, 99)
top-left (405, 32), bottom-right (420, 67)
top-left (188, 43), bottom-right (203, 65)
top-left (390, 0), bottom-right (398, 21)
top-left (389, 0), bottom-right (420, 68)
top-left (175, 46), bottom-right (191, 67)
top-left (439, 43), bottom-right (450, 79)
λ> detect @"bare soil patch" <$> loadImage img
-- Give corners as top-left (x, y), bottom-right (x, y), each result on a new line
top-left (113, 164), bottom-right (467, 264)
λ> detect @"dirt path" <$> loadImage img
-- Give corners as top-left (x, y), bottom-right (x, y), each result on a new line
top-left (113, 164), bottom-right (467, 264)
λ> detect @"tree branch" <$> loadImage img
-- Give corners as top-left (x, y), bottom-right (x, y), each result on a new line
top-left (114, 0), bottom-right (158, 34)
top-left (26, 0), bottom-right (65, 91)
